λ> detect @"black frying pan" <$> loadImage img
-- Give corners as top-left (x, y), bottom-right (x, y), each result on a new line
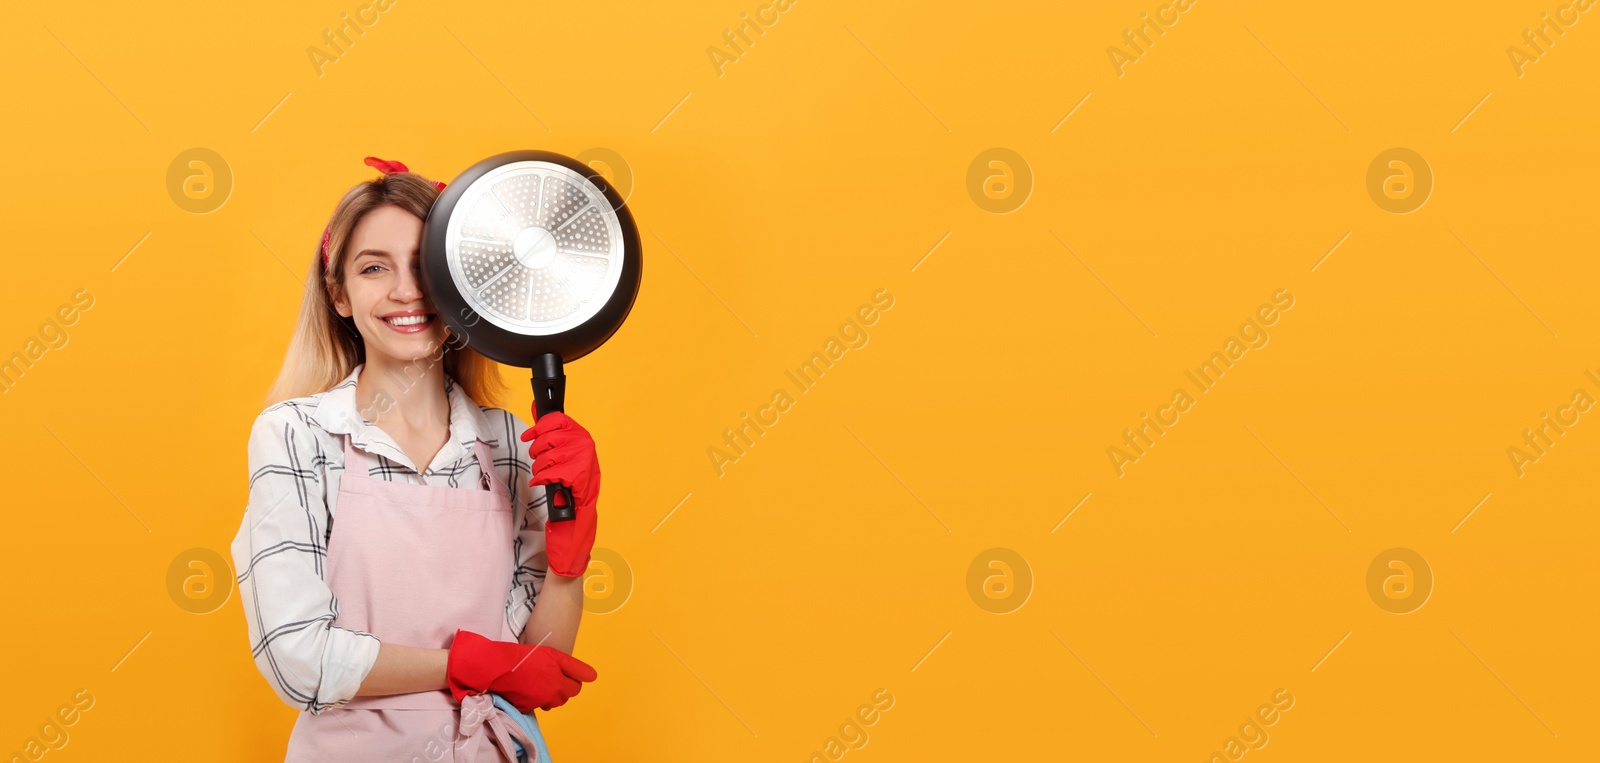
top-left (421, 150), bottom-right (642, 522)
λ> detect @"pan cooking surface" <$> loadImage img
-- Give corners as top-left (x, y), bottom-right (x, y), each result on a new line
top-left (444, 161), bottom-right (626, 336)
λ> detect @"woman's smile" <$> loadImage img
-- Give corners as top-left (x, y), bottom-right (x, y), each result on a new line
top-left (380, 309), bottom-right (436, 334)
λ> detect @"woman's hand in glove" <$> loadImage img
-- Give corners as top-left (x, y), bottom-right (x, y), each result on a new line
top-left (446, 630), bottom-right (597, 712)
top-left (520, 411), bottom-right (599, 578)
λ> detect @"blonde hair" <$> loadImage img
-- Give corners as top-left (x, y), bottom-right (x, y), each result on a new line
top-left (263, 171), bottom-right (507, 409)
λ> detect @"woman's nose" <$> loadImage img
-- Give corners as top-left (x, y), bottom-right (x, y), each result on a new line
top-left (393, 266), bottom-right (424, 301)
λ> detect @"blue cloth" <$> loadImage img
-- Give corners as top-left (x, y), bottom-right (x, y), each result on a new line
top-left (489, 693), bottom-right (553, 763)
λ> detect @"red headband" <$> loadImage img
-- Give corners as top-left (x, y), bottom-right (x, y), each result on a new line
top-left (321, 156), bottom-right (447, 270)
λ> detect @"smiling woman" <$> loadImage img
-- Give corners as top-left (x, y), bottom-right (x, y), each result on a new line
top-left (338, 208), bottom-right (445, 344)
top-left (263, 163), bottom-right (501, 409)
top-left (234, 157), bottom-right (600, 762)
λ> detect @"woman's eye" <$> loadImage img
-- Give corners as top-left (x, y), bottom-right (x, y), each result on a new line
top-left (361, 264), bottom-right (383, 274)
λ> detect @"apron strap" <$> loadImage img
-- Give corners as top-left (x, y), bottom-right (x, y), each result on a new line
top-left (340, 692), bottom-right (537, 761)
top-left (474, 437), bottom-right (508, 495)
top-left (459, 693), bottom-right (537, 762)
top-left (341, 433), bottom-right (371, 477)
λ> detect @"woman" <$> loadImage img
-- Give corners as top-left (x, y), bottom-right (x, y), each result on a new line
top-left (230, 157), bottom-right (602, 762)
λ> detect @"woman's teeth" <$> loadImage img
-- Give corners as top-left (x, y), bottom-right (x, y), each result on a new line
top-left (384, 314), bottom-right (432, 326)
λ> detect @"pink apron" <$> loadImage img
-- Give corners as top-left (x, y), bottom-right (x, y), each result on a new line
top-left (284, 434), bottom-right (537, 762)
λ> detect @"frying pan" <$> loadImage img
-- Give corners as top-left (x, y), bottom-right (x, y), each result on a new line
top-left (421, 150), bottom-right (642, 522)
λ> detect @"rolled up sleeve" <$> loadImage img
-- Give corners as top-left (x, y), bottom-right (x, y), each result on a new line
top-left (230, 408), bottom-right (379, 714)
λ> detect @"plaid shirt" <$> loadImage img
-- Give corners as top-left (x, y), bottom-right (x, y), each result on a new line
top-left (229, 363), bottom-right (547, 714)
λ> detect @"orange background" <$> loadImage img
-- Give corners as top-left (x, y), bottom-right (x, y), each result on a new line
top-left (1, 0), bottom-right (1596, 760)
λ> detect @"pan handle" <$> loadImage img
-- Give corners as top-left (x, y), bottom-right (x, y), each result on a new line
top-left (531, 353), bottom-right (577, 523)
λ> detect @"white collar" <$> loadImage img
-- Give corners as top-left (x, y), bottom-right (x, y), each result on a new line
top-left (311, 362), bottom-right (490, 474)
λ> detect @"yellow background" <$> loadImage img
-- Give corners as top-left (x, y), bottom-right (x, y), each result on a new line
top-left (1, 0), bottom-right (1595, 759)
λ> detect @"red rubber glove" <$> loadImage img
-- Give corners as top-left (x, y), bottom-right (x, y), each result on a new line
top-left (520, 411), bottom-right (600, 578)
top-left (446, 630), bottom-right (597, 712)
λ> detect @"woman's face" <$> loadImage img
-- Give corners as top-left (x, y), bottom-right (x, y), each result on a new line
top-left (332, 204), bottom-right (447, 363)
